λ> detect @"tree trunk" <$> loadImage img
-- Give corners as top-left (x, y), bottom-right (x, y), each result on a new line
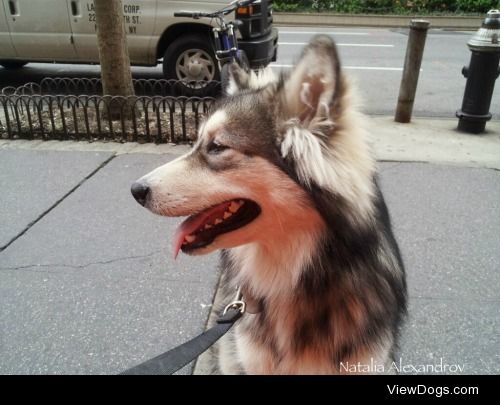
top-left (94, 0), bottom-right (135, 120)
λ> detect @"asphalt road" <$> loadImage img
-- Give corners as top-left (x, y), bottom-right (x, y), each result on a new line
top-left (274, 27), bottom-right (500, 119)
top-left (0, 151), bottom-right (220, 375)
top-left (1, 26), bottom-right (498, 119)
top-left (1, 146), bottom-right (498, 374)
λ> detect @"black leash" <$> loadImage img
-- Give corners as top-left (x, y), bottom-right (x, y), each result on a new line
top-left (120, 288), bottom-right (245, 375)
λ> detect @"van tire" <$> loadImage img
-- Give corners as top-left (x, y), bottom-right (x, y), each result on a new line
top-left (163, 34), bottom-right (220, 96)
top-left (1, 61), bottom-right (27, 70)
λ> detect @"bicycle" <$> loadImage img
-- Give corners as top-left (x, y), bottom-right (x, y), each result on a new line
top-left (172, 0), bottom-right (255, 94)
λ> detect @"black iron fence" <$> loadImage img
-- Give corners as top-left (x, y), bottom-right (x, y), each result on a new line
top-left (0, 78), bottom-right (221, 143)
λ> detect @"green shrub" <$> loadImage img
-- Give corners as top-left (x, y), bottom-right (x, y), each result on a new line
top-left (327, 0), bottom-right (365, 13)
top-left (272, 0), bottom-right (500, 13)
top-left (455, 0), bottom-right (500, 13)
top-left (272, 0), bottom-right (302, 12)
top-left (392, 0), bottom-right (459, 13)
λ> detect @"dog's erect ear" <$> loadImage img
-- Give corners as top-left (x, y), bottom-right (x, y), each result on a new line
top-left (279, 36), bottom-right (343, 188)
top-left (225, 62), bottom-right (251, 95)
top-left (282, 35), bottom-right (341, 125)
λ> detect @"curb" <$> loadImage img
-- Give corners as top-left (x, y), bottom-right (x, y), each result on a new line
top-left (2, 117), bottom-right (499, 170)
top-left (273, 12), bottom-right (482, 30)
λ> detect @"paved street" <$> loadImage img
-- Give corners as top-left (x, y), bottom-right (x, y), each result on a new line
top-left (1, 27), bottom-right (498, 119)
top-left (274, 27), bottom-right (500, 119)
top-left (1, 118), bottom-right (499, 374)
top-left (1, 22), bottom-right (499, 375)
top-left (0, 151), bottom-right (220, 374)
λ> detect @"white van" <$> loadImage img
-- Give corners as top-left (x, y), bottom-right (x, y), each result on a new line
top-left (0, 0), bottom-right (278, 81)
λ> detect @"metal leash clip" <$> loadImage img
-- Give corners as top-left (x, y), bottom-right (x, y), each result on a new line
top-left (223, 286), bottom-right (246, 315)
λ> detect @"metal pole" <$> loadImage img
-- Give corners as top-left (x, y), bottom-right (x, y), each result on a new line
top-left (395, 20), bottom-right (430, 123)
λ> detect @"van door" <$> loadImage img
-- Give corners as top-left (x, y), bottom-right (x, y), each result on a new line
top-left (0, 1), bottom-right (16, 58)
top-left (69, 0), bottom-right (157, 65)
top-left (2, 0), bottom-right (77, 61)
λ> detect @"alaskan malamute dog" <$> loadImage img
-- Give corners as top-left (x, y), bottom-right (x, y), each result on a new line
top-left (131, 36), bottom-right (407, 374)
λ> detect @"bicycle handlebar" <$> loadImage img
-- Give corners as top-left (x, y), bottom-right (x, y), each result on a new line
top-left (174, 0), bottom-right (256, 20)
top-left (173, 11), bottom-right (203, 19)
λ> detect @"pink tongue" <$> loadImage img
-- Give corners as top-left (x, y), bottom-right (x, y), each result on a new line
top-left (172, 201), bottom-right (232, 259)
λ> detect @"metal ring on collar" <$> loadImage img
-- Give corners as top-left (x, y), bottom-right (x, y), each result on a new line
top-left (223, 300), bottom-right (246, 315)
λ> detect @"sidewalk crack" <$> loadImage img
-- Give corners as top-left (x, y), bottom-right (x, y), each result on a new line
top-left (0, 249), bottom-right (162, 273)
top-left (0, 154), bottom-right (116, 253)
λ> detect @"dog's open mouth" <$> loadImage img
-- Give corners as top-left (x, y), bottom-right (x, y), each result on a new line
top-left (173, 199), bottom-right (261, 258)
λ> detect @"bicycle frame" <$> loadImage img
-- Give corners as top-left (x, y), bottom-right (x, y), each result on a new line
top-left (212, 22), bottom-right (239, 66)
top-left (174, 1), bottom-right (252, 68)
top-left (173, 0), bottom-right (253, 88)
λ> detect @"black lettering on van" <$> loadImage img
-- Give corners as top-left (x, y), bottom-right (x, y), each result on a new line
top-left (124, 5), bottom-right (140, 14)
top-left (87, 3), bottom-right (94, 12)
top-left (129, 26), bottom-right (137, 34)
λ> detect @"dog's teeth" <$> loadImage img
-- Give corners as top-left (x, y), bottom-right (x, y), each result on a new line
top-left (229, 201), bottom-right (240, 213)
top-left (214, 218), bottom-right (223, 225)
top-left (223, 211), bottom-right (232, 219)
top-left (204, 224), bottom-right (213, 229)
top-left (185, 235), bottom-right (196, 243)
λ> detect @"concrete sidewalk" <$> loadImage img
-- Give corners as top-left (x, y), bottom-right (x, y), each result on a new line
top-left (0, 117), bottom-right (499, 374)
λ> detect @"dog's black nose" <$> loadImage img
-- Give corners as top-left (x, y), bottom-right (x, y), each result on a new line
top-left (131, 181), bottom-right (150, 206)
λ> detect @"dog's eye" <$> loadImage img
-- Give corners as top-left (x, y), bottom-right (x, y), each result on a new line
top-left (207, 140), bottom-right (230, 154)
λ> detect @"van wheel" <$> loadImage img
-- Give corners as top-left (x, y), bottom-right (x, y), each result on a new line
top-left (163, 34), bottom-right (220, 96)
top-left (1, 61), bottom-right (27, 70)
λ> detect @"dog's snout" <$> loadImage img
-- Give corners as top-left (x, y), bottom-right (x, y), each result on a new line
top-left (131, 181), bottom-right (150, 206)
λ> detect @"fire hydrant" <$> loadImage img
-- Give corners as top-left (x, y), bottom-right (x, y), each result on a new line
top-left (456, 9), bottom-right (500, 134)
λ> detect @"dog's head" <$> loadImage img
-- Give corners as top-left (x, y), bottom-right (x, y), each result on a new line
top-left (132, 35), bottom-right (373, 258)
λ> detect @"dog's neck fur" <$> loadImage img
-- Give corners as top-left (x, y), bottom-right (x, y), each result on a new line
top-left (227, 90), bottom-right (376, 305)
top-left (223, 193), bottom-right (401, 373)
top-left (228, 202), bottom-right (325, 302)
